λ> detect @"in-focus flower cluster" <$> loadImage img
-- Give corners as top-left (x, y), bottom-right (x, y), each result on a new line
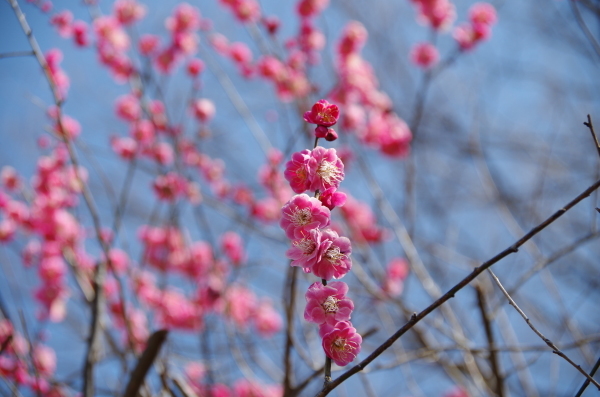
top-left (304, 99), bottom-right (340, 141)
top-left (280, 100), bottom-right (361, 367)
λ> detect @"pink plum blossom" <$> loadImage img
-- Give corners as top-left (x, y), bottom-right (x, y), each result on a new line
top-left (191, 99), bottom-right (216, 122)
top-left (72, 21), bottom-right (89, 47)
top-left (280, 194), bottom-right (330, 239)
top-left (233, 379), bottom-right (281, 397)
top-left (382, 258), bottom-right (409, 297)
top-left (229, 42), bottom-right (253, 64)
top-left (283, 149), bottom-right (312, 194)
top-left (311, 229), bottom-right (352, 280)
top-left (224, 285), bottom-right (257, 328)
top-left (286, 228), bottom-right (322, 270)
top-left (308, 146), bottom-right (345, 192)
top-left (187, 58), bottom-right (205, 77)
top-left (1, 166), bottom-right (19, 190)
top-left (320, 321), bottom-right (361, 366)
top-left (50, 10), bottom-right (73, 37)
top-left (304, 281), bottom-right (354, 325)
top-left (220, 231), bottom-right (245, 266)
top-left (166, 3), bottom-right (201, 32)
top-left (32, 345), bottom-right (56, 377)
top-left (317, 187), bottom-right (346, 210)
top-left (303, 99), bottom-right (340, 127)
top-left (262, 16), bottom-right (280, 35)
top-left (138, 34), bottom-right (160, 56)
top-left (111, 136), bottom-right (138, 160)
top-left (469, 2), bottom-right (497, 26)
top-left (254, 300), bottom-right (282, 337)
top-left (115, 94), bottom-right (141, 122)
top-left (297, 0), bottom-right (329, 18)
top-left (410, 42), bottom-right (439, 69)
top-left (152, 172), bottom-right (187, 201)
top-left (113, 0), bottom-right (146, 25)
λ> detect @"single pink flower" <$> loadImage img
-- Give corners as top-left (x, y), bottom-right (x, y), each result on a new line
top-left (38, 256), bottom-right (67, 284)
top-left (229, 42), bottom-right (252, 64)
top-left (321, 321), bottom-right (361, 366)
top-left (221, 231), bottom-right (245, 266)
top-left (469, 2), bottom-right (497, 26)
top-left (284, 149), bottom-right (312, 194)
top-left (113, 0), bottom-right (146, 25)
top-left (165, 3), bottom-right (201, 32)
top-left (130, 119), bottom-right (155, 144)
top-left (233, 379), bottom-right (281, 397)
top-left (308, 146), bottom-right (345, 192)
top-left (262, 16), bottom-right (280, 35)
top-left (115, 94), bottom-right (141, 122)
top-left (191, 98), bottom-right (216, 122)
top-left (286, 228), bottom-right (323, 270)
top-left (231, 0), bottom-right (261, 23)
top-left (111, 136), bottom-right (138, 160)
top-left (138, 34), bottom-right (160, 56)
top-left (318, 187), bottom-right (346, 210)
top-left (152, 172), bottom-right (186, 201)
top-left (303, 99), bottom-right (339, 127)
top-left (1, 166), bottom-right (20, 190)
top-left (254, 300), bottom-right (282, 337)
top-left (280, 194), bottom-right (330, 239)
top-left (304, 281), bottom-right (354, 325)
top-left (72, 21), bottom-right (89, 47)
top-left (187, 58), bottom-right (205, 77)
top-left (224, 285), bottom-right (257, 328)
top-left (311, 229), bottom-right (352, 280)
top-left (50, 10), bottom-right (73, 37)
top-left (297, 0), bottom-right (329, 18)
top-left (410, 42), bottom-right (439, 69)
top-left (32, 345), bottom-right (56, 377)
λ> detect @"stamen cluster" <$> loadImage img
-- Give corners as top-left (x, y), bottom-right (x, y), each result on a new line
top-left (280, 100), bottom-right (361, 367)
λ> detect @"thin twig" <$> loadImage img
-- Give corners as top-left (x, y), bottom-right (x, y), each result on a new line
top-left (574, 354), bottom-right (600, 397)
top-left (314, 176), bottom-right (600, 397)
top-left (487, 269), bottom-right (600, 390)
top-left (475, 284), bottom-right (504, 397)
top-left (584, 114), bottom-right (600, 159)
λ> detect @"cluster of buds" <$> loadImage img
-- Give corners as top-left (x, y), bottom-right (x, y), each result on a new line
top-left (453, 3), bottom-right (497, 51)
top-left (280, 100), bottom-right (361, 367)
top-left (303, 99), bottom-right (340, 141)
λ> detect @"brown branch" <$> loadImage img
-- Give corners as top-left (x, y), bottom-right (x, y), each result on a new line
top-left (475, 285), bottom-right (504, 397)
top-left (584, 114), bottom-right (600, 159)
top-left (314, 176), bottom-right (600, 397)
top-left (283, 266), bottom-right (298, 396)
top-left (488, 269), bottom-right (600, 390)
top-left (122, 330), bottom-right (169, 397)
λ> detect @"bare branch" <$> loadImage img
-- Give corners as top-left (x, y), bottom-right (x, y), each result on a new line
top-left (487, 269), bottom-right (600, 390)
top-left (314, 176), bottom-right (600, 397)
top-left (123, 330), bottom-right (169, 397)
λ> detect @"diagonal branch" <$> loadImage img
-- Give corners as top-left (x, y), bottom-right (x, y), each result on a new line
top-left (123, 330), bottom-right (169, 397)
top-left (487, 269), bottom-right (600, 390)
top-left (314, 175), bottom-right (600, 397)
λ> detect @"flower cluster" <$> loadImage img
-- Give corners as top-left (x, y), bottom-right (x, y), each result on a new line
top-left (453, 3), bottom-right (497, 51)
top-left (0, 319), bottom-right (60, 395)
top-left (280, 100), bottom-right (361, 367)
top-left (331, 22), bottom-right (413, 157)
top-left (304, 99), bottom-right (340, 141)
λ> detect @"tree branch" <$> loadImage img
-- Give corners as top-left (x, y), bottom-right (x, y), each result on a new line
top-left (314, 175), bottom-right (600, 397)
